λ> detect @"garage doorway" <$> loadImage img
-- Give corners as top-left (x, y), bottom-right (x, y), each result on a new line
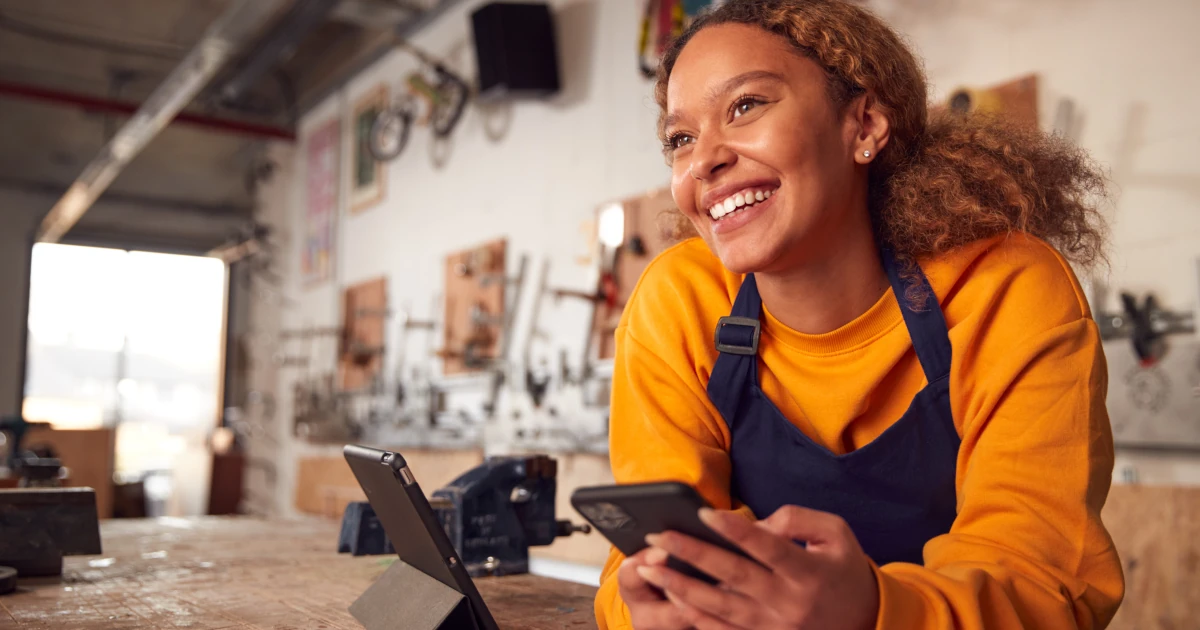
top-left (22, 243), bottom-right (226, 517)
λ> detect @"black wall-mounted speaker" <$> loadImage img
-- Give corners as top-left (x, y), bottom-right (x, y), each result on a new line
top-left (470, 2), bottom-right (561, 100)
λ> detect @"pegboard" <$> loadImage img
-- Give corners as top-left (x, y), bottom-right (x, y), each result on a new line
top-left (443, 238), bottom-right (507, 375)
top-left (338, 277), bottom-right (387, 391)
top-left (591, 187), bottom-right (678, 359)
top-left (942, 73), bottom-right (1039, 129)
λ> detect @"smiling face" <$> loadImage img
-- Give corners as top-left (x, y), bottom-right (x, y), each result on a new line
top-left (664, 23), bottom-right (875, 275)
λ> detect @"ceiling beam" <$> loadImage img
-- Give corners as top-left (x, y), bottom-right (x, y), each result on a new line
top-left (0, 79), bottom-right (295, 141)
top-left (0, 176), bottom-right (252, 217)
top-left (35, 0), bottom-right (290, 244)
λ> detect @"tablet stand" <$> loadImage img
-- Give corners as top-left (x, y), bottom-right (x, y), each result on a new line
top-left (350, 560), bottom-right (481, 630)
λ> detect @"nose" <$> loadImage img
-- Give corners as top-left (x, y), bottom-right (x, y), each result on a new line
top-left (688, 133), bottom-right (736, 180)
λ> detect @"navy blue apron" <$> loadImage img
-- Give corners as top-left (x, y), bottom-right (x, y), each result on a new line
top-left (706, 249), bottom-right (959, 566)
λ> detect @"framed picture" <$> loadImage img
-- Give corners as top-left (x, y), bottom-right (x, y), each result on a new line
top-left (350, 85), bottom-right (388, 214)
top-left (302, 116), bottom-right (339, 287)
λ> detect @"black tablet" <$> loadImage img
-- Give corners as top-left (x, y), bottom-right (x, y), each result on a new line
top-left (343, 444), bottom-right (500, 630)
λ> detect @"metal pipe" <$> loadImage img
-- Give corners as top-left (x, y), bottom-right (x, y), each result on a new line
top-left (218, 0), bottom-right (343, 105)
top-left (0, 80), bottom-right (295, 141)
top-left (36, 0), bottom-right (289, 244)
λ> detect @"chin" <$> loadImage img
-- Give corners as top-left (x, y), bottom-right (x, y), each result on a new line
top-left (712, 240), bottom-right (780, 275)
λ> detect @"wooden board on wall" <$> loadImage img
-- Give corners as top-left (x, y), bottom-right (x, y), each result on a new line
top-left (940, 73), bottom-right (1039, 129)
top-left (295, 448), bottom-right (484, 522)
top-left (593, 188), bottom-right (678, 359)
top-left (1103, 483), bottom-right (1200, 629)
top-left (443, 239), bottom-right (507, 375)
top-left (338, 277), bottom-right (387, 391)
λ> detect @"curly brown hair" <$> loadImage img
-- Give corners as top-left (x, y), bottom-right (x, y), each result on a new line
top-left (655, 0), bottom-right (1108, 272)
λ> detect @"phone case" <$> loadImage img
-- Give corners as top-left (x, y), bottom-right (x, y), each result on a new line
top-left (571, 481), bottom-right (753, 585)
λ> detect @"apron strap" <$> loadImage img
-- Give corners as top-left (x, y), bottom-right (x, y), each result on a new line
top-left (707, 251), bottom-right (953, 423)
top-left (880, 248), bottom-right (952, 382)
top-left (706, 275), bottom-right (762, 423)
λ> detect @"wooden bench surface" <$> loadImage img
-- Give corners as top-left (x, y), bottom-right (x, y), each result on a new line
top-left (0, 516), bottom-right (599, 629)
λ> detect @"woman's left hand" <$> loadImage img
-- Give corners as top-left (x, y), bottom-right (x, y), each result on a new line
top-left (635, 505), bottom-right (880, 630)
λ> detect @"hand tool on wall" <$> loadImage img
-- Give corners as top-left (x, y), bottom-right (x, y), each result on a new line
top-left (522, 259), bottom-right (554, 408)
top-left (1090, 279), bottom-right (1195, 366)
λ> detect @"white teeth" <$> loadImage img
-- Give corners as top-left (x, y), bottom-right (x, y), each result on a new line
top-left (708, 188), bottom-right (777, 220)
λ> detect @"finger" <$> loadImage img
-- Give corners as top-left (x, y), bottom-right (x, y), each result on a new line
top-left (663, 590), bottom-right (744, 630)
top-left (697, 508), bottom-right (816, 577)
top-left (647, 529), bottom-right (783, 602)
top-left (618, 555), bottom-right (665, 605)
top-left (638, 564), bottom-right (763, 630)
top-left (643, 545), bottom-right (670, 566)
top-left (629, 600), bottom-right (693, 630)
top-left (757, 505), bottom-right (856, 551)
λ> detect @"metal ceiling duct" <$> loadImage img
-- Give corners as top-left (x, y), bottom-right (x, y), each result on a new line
top-left (36, 0), bottom-right (290, 244)
top-left (217, 0), bottom-right (344, 105)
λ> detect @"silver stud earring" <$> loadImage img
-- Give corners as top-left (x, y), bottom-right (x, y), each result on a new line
top-left (863, 150), bottom-right (872, 158)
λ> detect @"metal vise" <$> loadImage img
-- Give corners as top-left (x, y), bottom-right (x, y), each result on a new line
top-left (0, 415), bottom-right (102, 578)
top-left (431, 455), bottom-right (591, 577)
top-left (338, 455), bottom-right (590, 577)
top-left (0, 415), bottom-right (61, 486)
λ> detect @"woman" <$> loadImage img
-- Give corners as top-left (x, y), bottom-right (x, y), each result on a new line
top-left (596, 1), bottom-right (1124, 629)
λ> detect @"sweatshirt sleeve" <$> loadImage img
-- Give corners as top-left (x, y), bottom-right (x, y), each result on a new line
top-left (873, 316), bottom-right (1124, 629)
top-left (594, 325), bottom-right (741, 630)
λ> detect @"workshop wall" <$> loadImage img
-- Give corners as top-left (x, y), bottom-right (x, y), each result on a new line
top-left (872, 0), bottom-right (1200, 485)
top-left (253, 0), bottom-right (1200, 531)
top-left (253, 0), bottom-right (660, 521)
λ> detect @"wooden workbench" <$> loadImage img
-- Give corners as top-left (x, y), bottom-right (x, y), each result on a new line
top-left (0, 517), bottom-right (599, 629)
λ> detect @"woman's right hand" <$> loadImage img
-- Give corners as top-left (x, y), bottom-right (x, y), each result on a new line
top-left (618, 547), bottom-right (692, 629)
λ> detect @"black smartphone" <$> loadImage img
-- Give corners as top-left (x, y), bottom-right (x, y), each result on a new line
top-left (570, 481), bottom-right (757, 585)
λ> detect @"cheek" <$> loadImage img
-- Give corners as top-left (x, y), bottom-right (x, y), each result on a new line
top-left (670, 167), bottom-right (696, 215)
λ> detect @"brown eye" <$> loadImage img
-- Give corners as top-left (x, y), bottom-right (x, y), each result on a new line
top-left (733, 99), bottom-right (759, 118)
top-left (667, 133), bottom-right (695, 150)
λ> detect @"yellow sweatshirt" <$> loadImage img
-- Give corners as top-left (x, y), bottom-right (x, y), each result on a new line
top-left (595, 234), bottom-right (1124, 629)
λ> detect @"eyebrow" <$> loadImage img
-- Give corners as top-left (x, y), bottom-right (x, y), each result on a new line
top-left (663, 70), bottom-right (787, 131)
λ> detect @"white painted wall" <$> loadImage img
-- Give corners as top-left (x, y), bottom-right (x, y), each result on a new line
top-left (871, 0), bottom-right (1200, 484)
top-left (255, 0), bottom-right (1200, 517)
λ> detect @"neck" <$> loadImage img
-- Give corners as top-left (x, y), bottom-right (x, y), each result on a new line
top-left (755, 220), bottom-right (889, 335)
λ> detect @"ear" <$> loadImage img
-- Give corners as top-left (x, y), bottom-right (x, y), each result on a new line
top-left (850, 93), bottom-right (891, 165)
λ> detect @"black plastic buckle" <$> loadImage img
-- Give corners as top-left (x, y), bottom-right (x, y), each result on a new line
top-left (714, 316), bottom-right (761, 355)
